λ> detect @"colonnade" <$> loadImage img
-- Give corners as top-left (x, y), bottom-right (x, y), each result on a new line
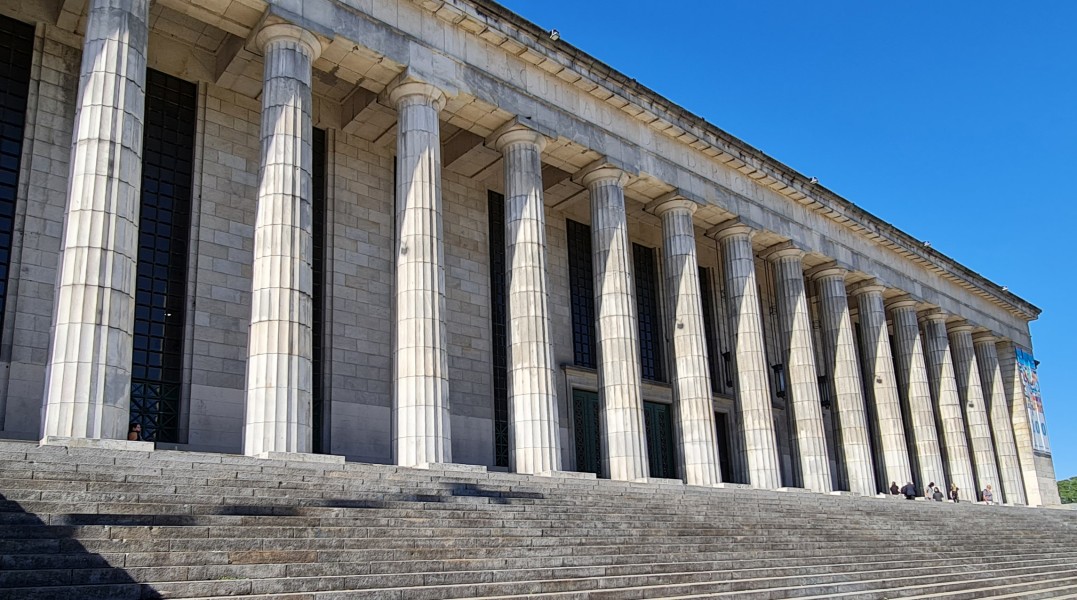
top-left (38, 7), bottom-right (1034, 504)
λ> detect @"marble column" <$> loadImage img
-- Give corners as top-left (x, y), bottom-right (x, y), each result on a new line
top-left (715, 223), bottom-right (781, 489)
top-left (582, 166), bottom-right (648, 481)
top-left (888, 297), bottom-right (947, 491)
top-left (654, 198), bottom-right (720, 486)
top-left (811, 267), bottom-right (876, 496)
top-left (973, 332), bottom-right (1026, 505)
top-left (996, 338), bottom-right (1043, 506)
top-left (242, 24), bottom-right (322, 457)
top-left (42, 0), bottom-right (151, 440)
top-left (850, 282), bottom-right (911, 489)
top-left (767, 247), bottom-right (831, 492)
top-left (493, 125), bottom-right (561, 475)
top-left (948, 322), bottom-right (1001, 497)
top-left (390, 79), bottom-right (451, 466)
top-left (919, 310), bottom-right (976, 498)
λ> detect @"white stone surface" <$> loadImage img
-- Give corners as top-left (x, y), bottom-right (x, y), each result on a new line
top-left (494, 124), bottom-right (561, 475)
top-left (972, 333), bottom-right (1026, 505)
top-left (767, 248), bottom-right (831, 493)
top-left (242, 24), bottom-right (322, 456)
top-left (583, 166), bottom-right (648, 482)
top-left (41, 0), bottom-right (150, 441)
top-left (812, 267), bottom-right (876, 496)
top-left (715, 224), bottom-right (781, 489)
top-left (390, 79), bottom-right (452, 467)
top-left (947, 322), bottom-right (1000, 498)
top-left (851, 282), bottom-right (912, 488)
top-left (888, 298), bottom-right (947, 492)
top-left (654, 198), bottom-right (720, 486)
top-left (919, 310), bottom-right (977, 499)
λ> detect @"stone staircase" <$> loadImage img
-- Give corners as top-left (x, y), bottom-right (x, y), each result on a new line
top-left (1, 439), bottom-right (1076, 599)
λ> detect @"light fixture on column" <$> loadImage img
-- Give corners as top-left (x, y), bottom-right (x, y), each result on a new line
top-left (817, 375), bottom-right (831, 410)
top-left (772, 363), bottom-right (786, 399)
top-left (722, 351), bottom-right (733, 388)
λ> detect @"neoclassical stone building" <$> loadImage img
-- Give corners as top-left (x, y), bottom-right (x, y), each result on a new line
top-left (0, 0), bottom-right (1061, 505)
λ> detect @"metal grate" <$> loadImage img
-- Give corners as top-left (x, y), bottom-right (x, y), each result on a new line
top-left (0, 15), bottom-right (34, 341)
top-left (487, 191), bottom-right (509, 467)
top-left (633, 244), bottom-right (664, 382)
top-left (644, 401), bottom-right (676, 479)
top-left (699, 267), bottom-right (722, 393)
top-left (566, 220), bottom-right (596, 368)
top-left (312, 127), bottom-right (327, 454)
top-left (130, 69), bottom-right (196, 443)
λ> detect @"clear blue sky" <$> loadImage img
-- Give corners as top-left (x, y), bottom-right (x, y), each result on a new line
top-left (497, 1), bottom-right (1077, 480)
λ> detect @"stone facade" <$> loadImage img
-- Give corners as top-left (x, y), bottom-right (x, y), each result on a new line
top-left (0, 0), bottom-right (1060, 505)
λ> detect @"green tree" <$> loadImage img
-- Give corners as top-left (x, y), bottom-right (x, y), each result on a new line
top-left (1059, 477), bottom-right (1077, 504)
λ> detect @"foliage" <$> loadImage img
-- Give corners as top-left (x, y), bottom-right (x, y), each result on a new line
top-left (1059, 477), bottom-right (1077, 504)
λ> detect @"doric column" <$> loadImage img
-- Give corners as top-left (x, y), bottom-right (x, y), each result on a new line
top-left (766, 247), bottom-right (830, 492)
top-left (948, 322), bottom-right (1001, 497)
top-left (42, 0), bottom-right (151, 440)
top-left (654, 197), bottom-right (720, 486)
top-left (714, 223), bottom-right (781, 489)
top-left (811, 266), bottom-right (875, 496)
top-left (996, 338), bottom-right (1043, 506)
top-left (973, 332), bottom-right (1026, 504)
top-left (919, 309), bottom-right (976, 498)
top-left (582, 166), bottom-right (648, 481)
top-left (888, 297), bottom-right (947, 491)
top-left (390, 79), bottom-right (451, 466)
top-left (493, 124), bottom-right (560, 475)
top-left (242, 24), bottom-right (322, 456)
top-left (850, 281), bottom-right (911, 489)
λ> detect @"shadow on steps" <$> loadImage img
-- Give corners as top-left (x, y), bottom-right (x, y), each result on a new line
top-left (0, 492), bottom-right (161, 600)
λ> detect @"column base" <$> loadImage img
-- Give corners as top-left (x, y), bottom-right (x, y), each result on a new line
top-left (255, 451), bottom-right (345, 465)
top-left (536, 470), bottom-right (597, 480)
top-left (40, 437), bottom-right (155, 452)
top-left (415, 462), bottom-right (488, 473)
top-left (711, 482), bottom-right (753, 489)
top-left (633, 477), bottom-right (685, 486)
top-left (828, 491), bottom-right (860, 496)
top-left (776, 486), bottom-right (813, 493)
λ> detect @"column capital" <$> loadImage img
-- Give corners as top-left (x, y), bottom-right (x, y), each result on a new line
top-left (972, 331), bottom-right (999, 345)
top-left (708, 219), bottom-right (754, 242)
top-left (885, 294), bottom-right (919, 312)
top-left (806, 262), bottom-right (848, 282)
top-left (847, 279), bottom-right (886, 298)
top-left (760, 241), bottom-right (804, 262)
top-left (491, 121), bottom-right (548, 153)
top-left (386, 76), bottom-right (447, 112)
top-left (651, 194), bottom-right (697, 218)
top-left (256, 23), bottom-right (322, 60)
top-left (577, 163), bottom-right (628, 188)
top-left (917, 307), bottom-right (949, 324)
top-left (946, 320), bottom-right (975, 334)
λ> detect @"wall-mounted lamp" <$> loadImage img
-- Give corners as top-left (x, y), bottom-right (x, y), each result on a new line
top-left (818, 375), bottom-right (831, 410)
top-left (772, 363), bottom-right (786, 399)
top-left (722, 351), bottom-right (733, 388)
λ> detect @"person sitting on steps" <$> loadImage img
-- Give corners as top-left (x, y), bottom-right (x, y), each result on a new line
top-left (901, 481), bottom-right (917, 499)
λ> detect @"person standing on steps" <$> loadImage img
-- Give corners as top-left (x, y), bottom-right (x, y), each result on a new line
top-left (901, 481), bottom-right (917, 499)
top-left (949, 483), bottom-right (960, 503)
top-left (890, 481), bottom-right (900, 495)
top-left (982, 485), bottom-right (995, 505)
top-left (924, 482), bottom-right (937, 499)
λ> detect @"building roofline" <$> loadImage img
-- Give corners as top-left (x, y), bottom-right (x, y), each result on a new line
top-left (453, 0), bottom-right (1040, 321)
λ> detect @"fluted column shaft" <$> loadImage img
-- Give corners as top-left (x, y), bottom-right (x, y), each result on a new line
top-left (852, 284), bottom-right (911, 488)
top-left (920, 312), bottom-right (976, 497)
top-left (973, 334), bottom-right (1026, 504)
top-left (494, 126), bottom-right (561, 475)
top-left (996, 339), bottom-right (1043, 506)
top-left (889, 300), bottom-right (947, 490)
top-left (584, 168), bottom-right (648, 481)
top-left (42, 0), bottom-right (151, 440)
top-left (813, 269), bottom-right (875, 496)
top-left (769, 250), bottom-right (830, 492)
top-left (948, 324), bottom-right (1000, 497)
top-left (716, 225), bottom-right (781, 489)
top-left (656, 199), bottom-right (720, 486)
top-left (243, 25), bottom-right (322, 456)
top-left (391, 81), bottom-right (451, 466)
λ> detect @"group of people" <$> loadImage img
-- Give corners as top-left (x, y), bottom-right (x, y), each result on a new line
top-left (889, 481), bottom-right (997, 504)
